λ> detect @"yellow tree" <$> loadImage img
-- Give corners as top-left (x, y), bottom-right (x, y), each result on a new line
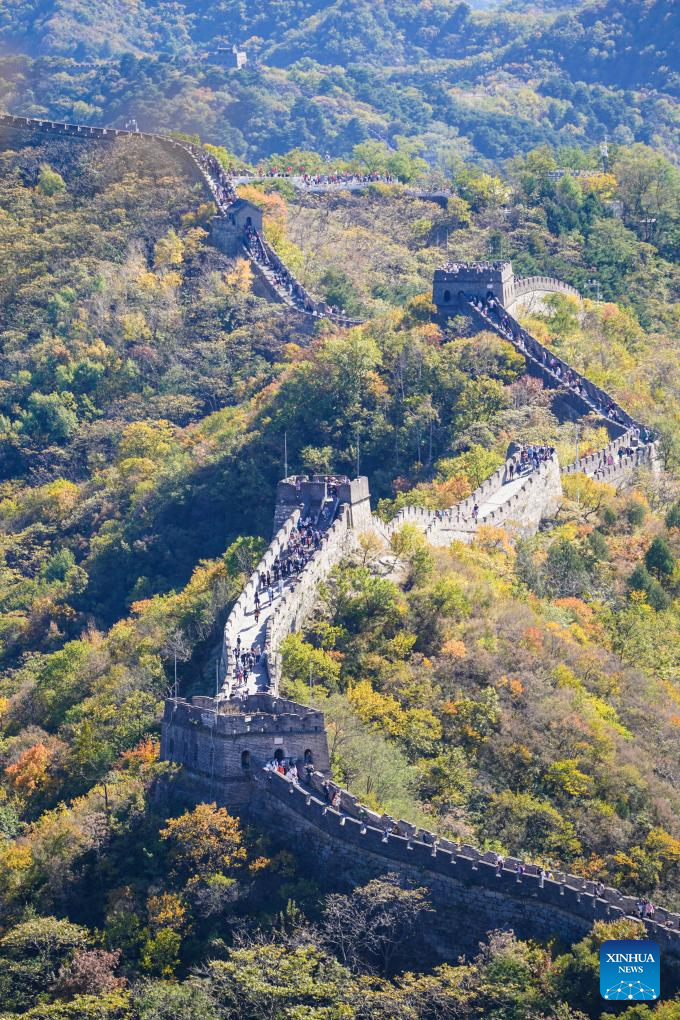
top-left (160, 803), bottom-right (246, 879)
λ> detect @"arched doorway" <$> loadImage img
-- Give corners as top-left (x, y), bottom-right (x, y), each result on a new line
top-left (303, 749), bottom-right (314, 765)
top-left (443, 289), bottom-right (451, 303)
top-left (241, 750), bottom-right (251, 769)
top-left (274, 748), bottom-right (285, 763)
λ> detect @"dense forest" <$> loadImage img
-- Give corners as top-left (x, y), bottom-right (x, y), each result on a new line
top-left (0, 0), bottom-right (679, 1017)
top-left (0, 0), bottom-right (678, 165)
top-left (0, 124), bottom-right (678, 1018)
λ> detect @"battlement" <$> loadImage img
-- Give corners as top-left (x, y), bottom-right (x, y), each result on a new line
top-left (250, 768), bottom-right (680, 962)
top-left (433, 261), bottom-right (580, 321)
top-left (274, 474), bottom-right (372, 532)
top-left (160, 694), bottom-right (331, 803)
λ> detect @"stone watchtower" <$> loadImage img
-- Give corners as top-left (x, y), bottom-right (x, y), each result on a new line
top-left (273, 474), bottom-right (373, 533)
top-left (433, 261), bottom-right (514, 323)
top-left (160, 693), bottom-right (331, 810)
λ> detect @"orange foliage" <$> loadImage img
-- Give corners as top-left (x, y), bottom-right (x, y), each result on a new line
top-left (5, 743), bottom-right (59, 797)
top-left (522, 626), bottom-right (544, 652)
top-left (435, 475), bottom-right (471, 505)
top-left (441, 639), bottom-right (467, 659)
top-left (119, 737), bottom-right (160, 772)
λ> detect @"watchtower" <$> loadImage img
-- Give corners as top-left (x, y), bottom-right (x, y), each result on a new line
top-left (160, 693), bottom-right (331, 810)
top-left (273, 474), bottom-right (372, 532)
top-left (433, 261), bottom-right (514, 322)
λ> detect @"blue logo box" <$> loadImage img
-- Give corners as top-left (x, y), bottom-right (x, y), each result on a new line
top-left (600, 939), bottom-right (660, 1001)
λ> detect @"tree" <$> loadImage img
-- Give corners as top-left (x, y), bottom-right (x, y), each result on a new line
top-left (154, 229), bottom-right (184, 269)
top-left (37, 164), bottom-right (67, 196)
top-left (484, 790), bottom-right (582, 859)
top-left (160, 630), bottom-right (191, 698)
top-left (20, 392), bottom-right (78, 442)
top-left (628, 564), bottom-right (669, 610)
top-left (352, 140), bottom-right (390, 174)
top-left (322, 875), bottom-right (432, 976)
top-left (204, 942), bottom-right (355, 1018)
top-left (281, 632), bottom-right (342, 697)
top-left (551, 918), bottom-right (647, 1016)
top-left (544, 539), bottom-right (591, 598)
top-left (560, 473), bottom-right (615, 521)
top-left (665, 503), bottom-right (680, 529)
top-left (56, 949), bottom-right (125, 997)
top-left (134, 980), bottom-right (219, 1020)
top-left (160, 803), bottom-right (246, 879)
top-left (140, 930), bottom-right (181, 979)
top-left (0, 916), bottom-right (90, 1012)
top-left (644, 536), bottom-right (675, 580)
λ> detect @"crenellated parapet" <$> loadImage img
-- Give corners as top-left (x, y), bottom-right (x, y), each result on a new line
top-left (432, 261), bottom-right (581, 322)
top-left (160, 693), bottom-right (331, 806)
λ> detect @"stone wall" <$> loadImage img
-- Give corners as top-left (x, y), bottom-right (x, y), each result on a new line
top-left (504, 275), bottom-right (580, 315)
top-left (432, 263), bottom-right (580, 323)
top-left (562, 430), bottom-right (660, 486)
top-left (265, 505), bottom-right (358, 693)
top-left (160, 694), bottom-right (331, 807)
top-left (426, 457), bottom-right (563, 545)
top-left (245, 768), bottom-right (680, 963)
top-left (221, 512), bottom-right (301, 692)
top-left (376, 457), bottom-right (563, 547)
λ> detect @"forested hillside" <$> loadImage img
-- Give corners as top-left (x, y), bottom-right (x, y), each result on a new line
top-left (0, 122), bottom-right (678, 1016)
top-left (0, 0), bottom-right (677, 162)
top-left (0, 0), bottom-right (679, 1014)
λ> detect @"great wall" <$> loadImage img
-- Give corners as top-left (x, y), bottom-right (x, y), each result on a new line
top-left (1, 113), bottom-right (674, 963)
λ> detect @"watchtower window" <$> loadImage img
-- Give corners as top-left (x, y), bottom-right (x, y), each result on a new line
top-left (241, 750), bottom-right (251, 769)
top-left (443, 289), bottom-right (451, 302)
top-left (168, 738), bottom-right (175, 756)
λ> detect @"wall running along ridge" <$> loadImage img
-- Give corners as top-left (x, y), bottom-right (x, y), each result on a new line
top-left (3, 114), bottom-right (671, 958)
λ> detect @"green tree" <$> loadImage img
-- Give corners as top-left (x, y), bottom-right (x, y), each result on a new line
top-left (37, 164), bottom-right (67, 196)
top-left (644, 536), bottom-right (675, 580)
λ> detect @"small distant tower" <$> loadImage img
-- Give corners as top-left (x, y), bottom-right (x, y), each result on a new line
top-left (233, 44), bottom-right (248, 69)
top-left (600, 135), bottom-right (610, 173)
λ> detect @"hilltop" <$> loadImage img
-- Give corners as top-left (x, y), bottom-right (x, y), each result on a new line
top-left (0, 0), bottom-right (677, 162)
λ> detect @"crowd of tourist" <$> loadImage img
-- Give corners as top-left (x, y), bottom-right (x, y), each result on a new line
top-left (249, 518), bottom-right (325, 625)
top-left (442, 260), bottom-right (505, 274)
top-left (636, 897), bottom-right (656, 920)
top-left (469, 295), bottom-right (643, 431)
top-left (189, 144), bottom-right (236, 211)
top-left (232, 168), bottom-right (398, 188)
top-left (508, 444), bottom-right (556, 479)
top-left (264, 750), bottom-right (315, 782)
top-left (242, 224), bottom-right (355, 324)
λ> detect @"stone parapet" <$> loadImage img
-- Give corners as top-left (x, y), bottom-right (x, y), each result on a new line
top-left (251, 768), bottom-right (680, 960)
